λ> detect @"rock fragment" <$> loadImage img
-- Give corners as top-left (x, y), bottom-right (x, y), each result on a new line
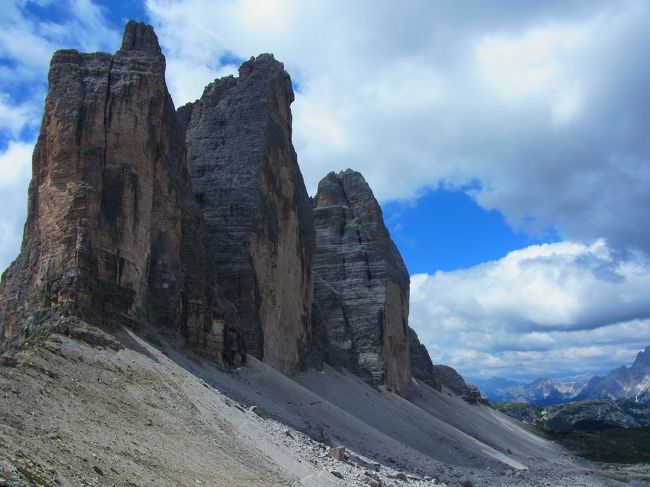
top-left (326, 446), bottom-right (346, 461)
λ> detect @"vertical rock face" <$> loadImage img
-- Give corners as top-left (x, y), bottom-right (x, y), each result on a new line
top-left (312, 170), bottom-right (410, 393)
top-left (0, 22), bottom-right (243, 366)
top-left (407, 326), bottom-right (442, 391)
top-left (185, 55), bottom-right (314, 375)
top-left (0, 20), bottom-right (451, 391)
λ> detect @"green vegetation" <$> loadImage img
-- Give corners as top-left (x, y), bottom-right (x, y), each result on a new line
top-left (16, 463), bottom-right (57, 487)
top-left (493, 401), bottom-right (540, 411)
top-left (544, 427), bottom-right (650, 464)
top-left (554, 400), bottom-right (603, 412)
top-left (493, 401), bottom-right (541, 424)
top-left (495, 400), bottom-right (650, 463)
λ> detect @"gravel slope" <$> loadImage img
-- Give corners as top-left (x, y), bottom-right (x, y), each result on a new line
top-left (0, 320), bottom-right (647, 486)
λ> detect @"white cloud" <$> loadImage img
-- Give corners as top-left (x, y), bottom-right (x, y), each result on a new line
top-left (0, 0), bottom-right (648, 380)
top-left (410, 240), bottom-right (650, 379)
top-left (0, 0), bottom-right (121, 273)
top-left (0, 140), bottom-right (33, 187)
top-left (0, 94), bottom-right (40, 136)
top-left (165, 60), bottom-right (237, 105)
top-left (0, 140), bottom-right (34, 272)
top-left (142, 0), bottom-right (650, 255)
top-left (0, 0), bottom-right (120, 83)
top-left (474, 19), bottom-right (593, 127)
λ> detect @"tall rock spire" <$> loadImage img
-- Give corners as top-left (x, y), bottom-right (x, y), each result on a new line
top-left (184, 54), bottom-right (314, 375)
top-left (120, 20), bottom-right (163, 54)
top-left (312, 170), bottom-right (411, 393)
top-left (0, 21), bottom-right (243, 366)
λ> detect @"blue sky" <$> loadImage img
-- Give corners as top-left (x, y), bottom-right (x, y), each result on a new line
top-left (384, 187), bottom-right (558, 273)
top-left (1, 0), bottom-right (650, 382)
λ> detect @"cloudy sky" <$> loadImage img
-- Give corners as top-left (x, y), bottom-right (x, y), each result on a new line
top-left (1, 0), bottom-right (649, 381)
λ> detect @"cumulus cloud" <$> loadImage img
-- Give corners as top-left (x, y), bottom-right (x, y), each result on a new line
top-left (0, 140), bottom-right (34, 270)
top-left (144, 0), bottom-right (650, 254)
top-left (0, 94), bottom-right (40, 138)
top-left (0, 0), bottom-right (120, 85)
top-left (142, 0), bottom-right (650, 377)
top-left (0, 140), bottom-right (32, 187)
top-left (409, 241), bottom-right (650, 379)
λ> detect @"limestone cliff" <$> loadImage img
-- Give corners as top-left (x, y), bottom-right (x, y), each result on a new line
top-left (184, 55), bottom-right (314, 375)
top-left (0, 20), bottom-right (464, 394)
top-left (0, 21), bottom-right (243, 366)
top-left (312, 170), bottom-right (410, 393)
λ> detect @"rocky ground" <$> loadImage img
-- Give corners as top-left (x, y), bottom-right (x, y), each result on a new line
top-left (0, 320), bottom-right (648, 486)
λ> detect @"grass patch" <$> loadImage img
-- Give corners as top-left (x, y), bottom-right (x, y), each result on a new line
top-left (545, 427), bottom-right (650, 464)
top-left (493, 402), bottom-right (531, 410)
top-left (15, 464), bottom-right (56, 487)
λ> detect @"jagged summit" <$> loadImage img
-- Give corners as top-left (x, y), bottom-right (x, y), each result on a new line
top-left (0, 19), bottom-right (472, 400)
top-left (120, 20), bottom-right (162, 54)
top-left (315, 169), bottom-right (409, 283)
top-left (0, 20), bottom-right (242, 365)
top-left (182, 44), bottom-right (311, 376)
top-left (315, 169), bottom-right (372, 207)
top-left (635, 346), bottom-right (650, 366)
top-left (573, 345), bottom-right (650, 404)
top-left (312, 169), bottom-right (411, 393)
top-left (239, 53), bottom-right (290, 83)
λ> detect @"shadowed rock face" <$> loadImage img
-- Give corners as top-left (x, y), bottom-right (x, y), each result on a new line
top-left (407, 326), bottom-right (442, 391)
top-left (407, 326), bottom-right (487, 404)
top-left (312, 170), bottom-right (411, 393)
top-left (434, 365), bottom-right (488, 404)
top-left (184, 54), bottom-right (314, 375)
top-left (0, 21), bottom-right (243, 366)
top-left (0, 20), bottom-right (455, 393)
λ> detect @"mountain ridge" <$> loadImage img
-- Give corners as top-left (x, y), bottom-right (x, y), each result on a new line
top-left (472, 346), bottom-right (649, 406)
top-left (0, 19), bottom-right (478, 404)
top-left (574, 346), bottom-right (650, 404)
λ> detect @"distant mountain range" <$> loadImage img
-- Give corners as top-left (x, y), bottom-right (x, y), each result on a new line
top-left (470, 376), bottom-right (586, 406)
top-left (470, 346), bottom-right (650, 406)
top-left (495, 399), bottom-right (650, 464)
top-left (575, 346), bottom-right (650, 404)
top-left (494, 400), bottom-right (650, 432)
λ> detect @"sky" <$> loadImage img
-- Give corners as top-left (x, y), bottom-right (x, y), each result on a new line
top-left (1, 0), bottom-right (649, 382)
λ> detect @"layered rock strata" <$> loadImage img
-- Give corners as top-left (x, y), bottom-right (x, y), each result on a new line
top-left (0, 20), bottom-right (478, 400)
top-left (312, 170), bottom-right (410, 393)
top-left (184, 55), bottom-right (314, 375)
top-left (0, 21), bottom-right (243, 366)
